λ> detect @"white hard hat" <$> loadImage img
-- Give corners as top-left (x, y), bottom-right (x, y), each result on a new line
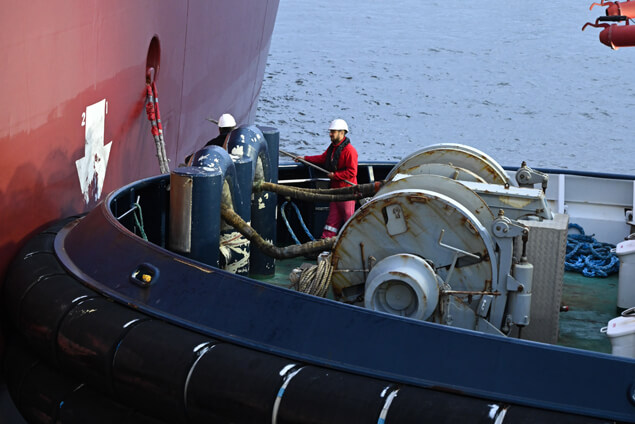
top-left (329, 119), bottom-right (349, 132)
top-left (218, 113), bottom-right (236, 128)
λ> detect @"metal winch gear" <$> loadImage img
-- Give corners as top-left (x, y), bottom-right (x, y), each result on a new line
top-left (331, 188), bottom-right (499, 324)
top-left (385, 143), bottom-right (510, 185)
top-left (330, 143), bottom-right (545, 335)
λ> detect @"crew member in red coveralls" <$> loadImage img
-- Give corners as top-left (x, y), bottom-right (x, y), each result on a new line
top-left (302, 119), bottom-right (358, 238)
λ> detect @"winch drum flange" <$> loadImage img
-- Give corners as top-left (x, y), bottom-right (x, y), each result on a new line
top-left (331, 189), bottom-right (499, 320)
top-left (385, 143), bottom-right (509, 185)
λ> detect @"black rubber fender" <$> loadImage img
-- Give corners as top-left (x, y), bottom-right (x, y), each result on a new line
top-left (3, 339), bottom-right (166, 424)
top-left (3, 216), bottom-right (85, 326)
top-left (57, 297), bottom-right (149, 396)
top-left (111, 319), bottom-right (214, 423)
top-left (4, 341), bottom-right (80, 424)
top-left (275, 365), bottom-right (391, 424)
top-left (18, 274), bottom-right (98, 369)
top-left (185, 342), bottom-right (293, 423)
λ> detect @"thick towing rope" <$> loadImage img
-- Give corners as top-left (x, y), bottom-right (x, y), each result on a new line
top-left (145, 70), bottom-right (170, 174)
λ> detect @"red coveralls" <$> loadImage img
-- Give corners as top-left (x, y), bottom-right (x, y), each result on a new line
top-left (304, 137), bottom-right (358, 238)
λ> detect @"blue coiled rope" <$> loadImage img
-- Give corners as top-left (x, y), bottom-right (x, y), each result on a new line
top-left (565, 223), bottom-right (619, 277)
top-left (281, 200), bottom-right (315, 245)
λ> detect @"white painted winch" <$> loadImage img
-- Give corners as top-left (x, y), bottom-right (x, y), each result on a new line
top-left (331, 143), bottom-right (553, 335)
top-left (364, 254), bottom-right (440, 320)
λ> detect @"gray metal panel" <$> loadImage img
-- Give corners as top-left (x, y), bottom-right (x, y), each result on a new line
top-left (513, 213), bottom-right (569, 344)
top-left (546, 174), bottom-right (633, 207)
top-left (169, 173), bottom-right (193, 253)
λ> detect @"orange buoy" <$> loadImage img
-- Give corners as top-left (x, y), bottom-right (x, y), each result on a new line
top-left (590, 0), bottom-right (635, 18)
top-left (582, 20), bottom-right (635, 49)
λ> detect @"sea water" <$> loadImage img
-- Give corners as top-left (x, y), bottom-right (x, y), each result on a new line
top-left (256, 0), bottom-right (635, 174)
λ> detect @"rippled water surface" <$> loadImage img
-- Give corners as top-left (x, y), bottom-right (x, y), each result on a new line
top-left (256, 0), bottom-right (635, 173)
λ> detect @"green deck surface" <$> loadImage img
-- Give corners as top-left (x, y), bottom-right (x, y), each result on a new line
top-left (254, 257), bottom-right (302, 290)
top-left (558, 271), bottom-right (618, 353)
top-left (257, 260), bottom-right (619, 354)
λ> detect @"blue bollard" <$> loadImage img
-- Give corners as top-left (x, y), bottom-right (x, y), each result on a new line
top-left (169, 146), bottom-right (244, 269)
top-left (227, 126), bottom-right (277, 277)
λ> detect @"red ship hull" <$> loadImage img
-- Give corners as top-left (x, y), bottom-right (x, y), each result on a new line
top-left (0, 0), bottom-right (279, 356)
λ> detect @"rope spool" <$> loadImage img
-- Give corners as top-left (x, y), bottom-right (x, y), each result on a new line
top-left (565, 223), bottom-right (619, 277)
top-left (293, 257), bottom-right (333, 297)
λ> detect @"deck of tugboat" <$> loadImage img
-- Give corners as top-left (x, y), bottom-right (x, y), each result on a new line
top-left (256, 256), bottom-right (618, 354)
top-left (6, 158), bottom-right (632, 422)
top-left (560, 272), bottom-right (618, 353)
top-left (229, 157), bottom-right (628, 354)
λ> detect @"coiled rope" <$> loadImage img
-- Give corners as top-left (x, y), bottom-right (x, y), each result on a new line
top-left (293, 259), bottom-right (333, 297)
top-left (219, 230), bottom-right (249, 274)
top-left (565, 223), bottom-right (619, 277)
top-left (281, 200), bottom-right (315, 244)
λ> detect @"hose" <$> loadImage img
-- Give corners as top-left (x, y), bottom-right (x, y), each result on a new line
top-left (281, 200), bottom-right (315, 244)
top-left (220, 205), bottom-right (335, 259)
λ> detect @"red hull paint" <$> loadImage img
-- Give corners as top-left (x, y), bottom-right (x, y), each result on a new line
top-left (0, 0), bottom-right (279, 356)
top-left (0, 0), bottom-right (279, 275)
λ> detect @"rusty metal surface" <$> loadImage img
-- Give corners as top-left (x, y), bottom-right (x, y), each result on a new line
top-left (397, 163), bottom-right (487, 183)
top-left (460, 180), bottom-right (552, 220)
top-left (385, 143), bottom-right (509, 185)
top-left (375, 174), bottom-right (495, 232)
top-left (332, 189), bottom-right (498, 303)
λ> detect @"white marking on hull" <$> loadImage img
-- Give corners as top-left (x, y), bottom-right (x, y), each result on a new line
top-left (377, 388), bottom-right (399, 423)
top-left (75, 99), bottom-right (112, 203)
top-left (272, 366), bottom-right (304, 424)
top-left (278, 363), bottom-right (297, 376)
top-left (488, 404), bottom-right (509, 423)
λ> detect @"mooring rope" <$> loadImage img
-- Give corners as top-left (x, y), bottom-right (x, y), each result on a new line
top-left (565, 223), bottom-right (619, 277)
top-left (253, 181), bottom-right (382, 203)
top-left (220, 205), bottom-right (334, 259)
top-left (295, 259), bottom-right (333, 297)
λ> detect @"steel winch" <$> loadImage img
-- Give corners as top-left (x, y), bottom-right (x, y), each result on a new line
top-left (331, 143), bottom-right (552, 336)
